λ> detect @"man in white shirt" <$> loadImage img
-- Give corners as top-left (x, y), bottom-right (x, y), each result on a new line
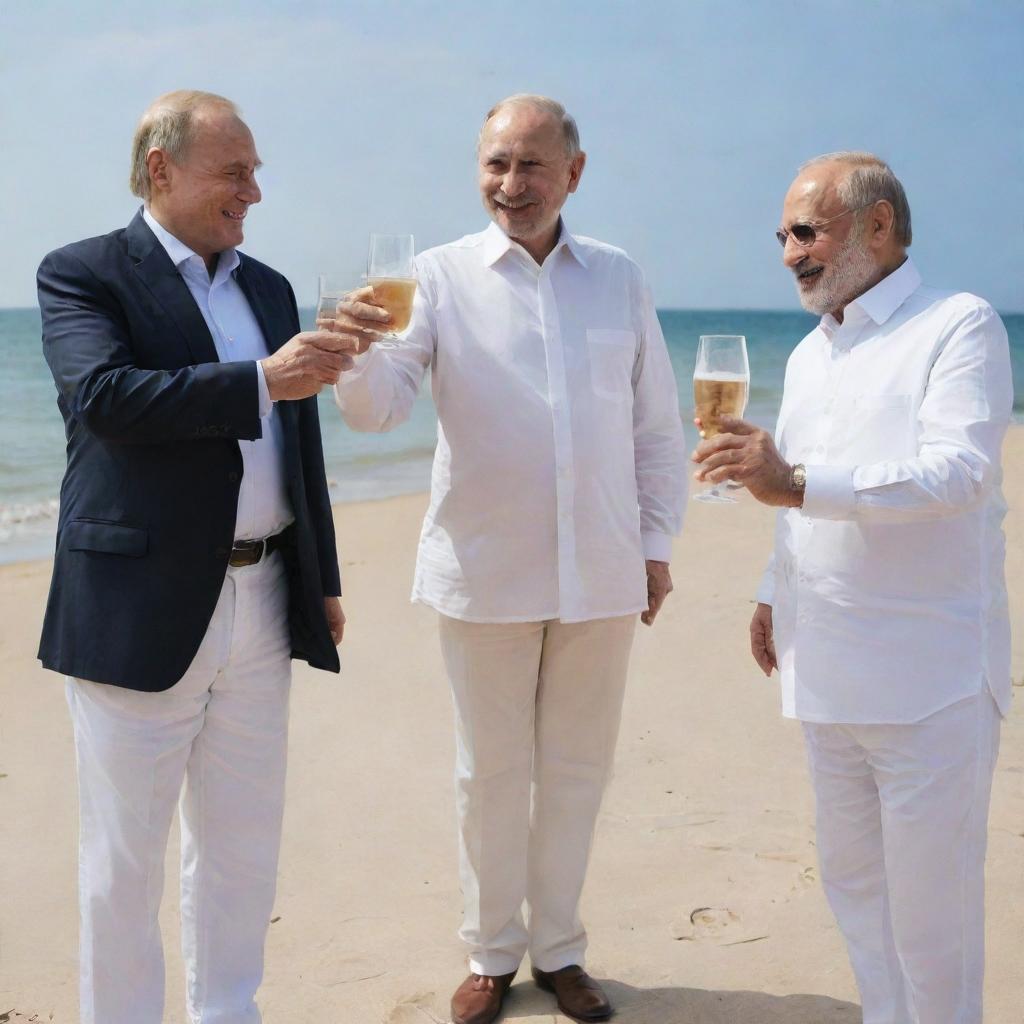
top-left (692, 152), bottom-right (1013, 1024)
top-left (37, 91), bottom-right (350, 1023)
top-left (332, 95), bottom-right (687, 1024)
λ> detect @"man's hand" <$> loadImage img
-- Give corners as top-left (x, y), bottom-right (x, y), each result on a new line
top-left (641, 560), bottom-right (673, 627)
top-left (261, 332), bottom-right (357, 401)
top-left (324, 286), bottom-right (393, 355)
top-left (750, 602), bottom-right (777, 676)
top-left (324, 596), bottom-right (345, 646)
top-left (692, 415), bottom-right (801, 507)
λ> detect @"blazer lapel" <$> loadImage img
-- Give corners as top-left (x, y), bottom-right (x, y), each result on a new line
top-left (124, 210), bottom-right (219, 366)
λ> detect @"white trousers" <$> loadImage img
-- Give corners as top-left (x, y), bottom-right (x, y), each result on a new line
top-left (802, 692), bottom-right (1001, 1024)
top-left (66, 552), bottom-right (292, 1024)
top-left (439, 614), bottom-right (636, 976)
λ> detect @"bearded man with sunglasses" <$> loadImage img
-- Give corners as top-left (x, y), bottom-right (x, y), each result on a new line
top-left (693, 152), bottom-right (1012, 1024)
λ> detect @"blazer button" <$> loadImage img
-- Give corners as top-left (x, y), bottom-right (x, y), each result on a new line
top-left (216, 546), bottom-right (229, 558)
top-left (228, 471), bottom-right (240, 483)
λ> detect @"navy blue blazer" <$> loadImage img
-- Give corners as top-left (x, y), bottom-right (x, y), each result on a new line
top-left (37, 211), bottom-right (341, 691)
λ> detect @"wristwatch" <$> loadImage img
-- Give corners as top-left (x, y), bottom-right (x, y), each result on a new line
top-left (790, 463), bottom-right (807, 492)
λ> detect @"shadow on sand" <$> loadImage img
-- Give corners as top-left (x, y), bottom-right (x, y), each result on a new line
top-left (499, 978), bottom-right (861, 1023)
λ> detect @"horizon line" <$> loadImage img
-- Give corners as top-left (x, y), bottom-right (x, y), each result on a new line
top-left (3, 304), bottom-right (1023, 316)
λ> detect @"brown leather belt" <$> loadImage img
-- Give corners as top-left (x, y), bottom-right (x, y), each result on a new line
top-left (228, 533), bottom-right (284, 568)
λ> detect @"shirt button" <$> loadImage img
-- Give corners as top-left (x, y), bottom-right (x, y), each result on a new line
top-left (814, 445), bottom-right (825, 455)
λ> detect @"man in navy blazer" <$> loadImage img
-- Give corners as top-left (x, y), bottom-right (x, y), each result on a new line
top-left (37, 90), bottom-right (351, 1023)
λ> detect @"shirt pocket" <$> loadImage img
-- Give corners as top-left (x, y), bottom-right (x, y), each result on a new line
top-left (586, 329), bottom-right (636, 402)
top-left (846, 393), bottom-right (916, 462)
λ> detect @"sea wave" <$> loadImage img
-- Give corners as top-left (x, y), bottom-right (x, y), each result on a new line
top-left (0, 499), bottom-right (60, 563)
top-left (341, 445), bottom-right (438, 468)
top-left (0, 498), bottom-right (59, 528)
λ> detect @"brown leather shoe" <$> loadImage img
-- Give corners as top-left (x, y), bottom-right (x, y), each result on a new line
top-left (450, 971), bottom-right (517, 1024)
top-left (532, 965), bottom-right (612, 1021)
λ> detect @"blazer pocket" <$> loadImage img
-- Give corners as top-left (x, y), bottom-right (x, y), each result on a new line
top-left (586, 328), bottom-right (636, 402)
top-left (65, 519), bottom-right (148, 557)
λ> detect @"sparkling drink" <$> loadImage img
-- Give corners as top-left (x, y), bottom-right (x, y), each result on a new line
top-left (693, 373), bottom-right (749, 438)
top-left (367, 277), bottom-right (417, 334)
top-left (692, 334), bottom-right (749, 505)
top-left (315, 292), bottom-right (343, 330)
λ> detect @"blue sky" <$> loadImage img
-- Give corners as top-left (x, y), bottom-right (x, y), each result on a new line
top-left (2, 0), bottom-right (1021, 310)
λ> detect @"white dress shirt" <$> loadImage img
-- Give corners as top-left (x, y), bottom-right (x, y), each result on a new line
top-left (335, 221), bottom-right (687, 623)
top-left (143, 209), bottom-right (293, 542)
top-left (758, 258), bottom-right (1013, 723)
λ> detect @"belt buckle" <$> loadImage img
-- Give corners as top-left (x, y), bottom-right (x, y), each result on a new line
top-left (228, 539), bottom-right (265, 568)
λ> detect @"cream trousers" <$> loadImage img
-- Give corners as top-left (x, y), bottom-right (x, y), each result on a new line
top-left (439, 613), bottom-right (636, 976)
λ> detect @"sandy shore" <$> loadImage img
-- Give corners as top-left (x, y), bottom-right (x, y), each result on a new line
top-left (1, 429), bottom-right (1021, 1023)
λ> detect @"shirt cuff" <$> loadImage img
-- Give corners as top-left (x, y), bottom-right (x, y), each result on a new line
top-left (801, 463), bottom-right (856, 520)
top-left (755, 575), bottom-right (775, 606)
top-left (255, 360), bottom-right (272, 417)
top-left (641, 531), bottom-right (674, 562)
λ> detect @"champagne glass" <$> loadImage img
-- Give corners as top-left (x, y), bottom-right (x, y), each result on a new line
top-left (693, 334), bottom-right (749, 504)
top-left (367, 233), bottom-right (417, 346)
top-left (316, 274), bottom-right (350, 332)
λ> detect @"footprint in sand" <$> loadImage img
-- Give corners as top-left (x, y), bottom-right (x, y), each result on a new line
top-left (385, 992), bottom-right (445, 1023)
top-left (671, 905), bottom-right (741, 941)
top-left (310, 952), bottom-right (388, 987)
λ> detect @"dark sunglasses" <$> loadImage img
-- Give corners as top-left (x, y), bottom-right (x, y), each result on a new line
top-left (775, 201), bottom-right (876, 248)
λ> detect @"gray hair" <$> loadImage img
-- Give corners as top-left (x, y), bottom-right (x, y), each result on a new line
top-left (129, 90), bottom-right (239, 199)
top-left (480, 94), bottom-right (581, 158)
top-left (800, 151), bottom-right (912, 246)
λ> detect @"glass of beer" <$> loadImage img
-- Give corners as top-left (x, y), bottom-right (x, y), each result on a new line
top-left (367, 233), bottom-right (417, 346)
top-left (693, 334), bottom-right (749, 504)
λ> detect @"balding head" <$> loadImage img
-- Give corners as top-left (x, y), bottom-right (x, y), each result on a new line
top-left (477, 94), bottom-right (586, 265)
top-left (479, 94), bottom-right (581, 158)
top-left (780, 152), bottom-right (910, 318)
top-left (798, 152), bottom-right (912, 246)
top-left (129, 90), bottom-right (240, 199)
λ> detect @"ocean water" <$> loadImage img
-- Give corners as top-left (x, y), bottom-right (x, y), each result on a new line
top-left (2, 306), bottom-right (1021, 564)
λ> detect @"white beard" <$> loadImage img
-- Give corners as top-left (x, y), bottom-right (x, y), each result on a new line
top-left (797, 231), bottom-right (878, 317)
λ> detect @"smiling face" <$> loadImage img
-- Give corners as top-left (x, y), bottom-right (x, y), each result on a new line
top-left (780, 163), bottom-right (879, 318)
top-left (147, 107), bottom-right (261, 268)
top-left (477, 102), bottom-right (585, 263)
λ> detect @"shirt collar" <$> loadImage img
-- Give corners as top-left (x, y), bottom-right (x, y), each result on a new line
top-left (143, 207), bottom-right (240, 280)
top-left (843, 257), bottom-right (921, 327)
top-left (480, 219), bottom-right (587, 270)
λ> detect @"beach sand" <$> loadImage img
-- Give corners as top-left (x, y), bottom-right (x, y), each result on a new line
top-left (1, 429), bottom-right (1021, 1023)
